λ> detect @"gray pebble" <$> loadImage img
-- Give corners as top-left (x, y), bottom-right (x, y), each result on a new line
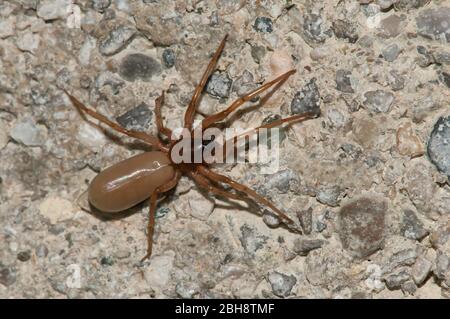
top-left (302, 12), bottom-right (331, 45)
top-left (116, 103), bottom-right (153, 132)
top-left (316, 185), bottom-right (342, 207)
top-left (385, 249), bottom-right (418, 273)
top-left (92, 0), bottom-right (111, 12)
top-left (239, 224), bottom-right (268, 255)
top-left (297, 207), bottom-right (313, 235)
top-left (268, 271), bottom-right (297, 297)
top-left (175, 282), bottom-right (199, 299)
top-left (433, 251), bottom-right (449, 281)
top-left (411, 256), bottom-right (432, 285)
top-left (417, 45), bottom-right (435, 67)
top-left (377, 0), bottom-right (393, 10)
top-left (416, 7), bottom-right (450, 43)
top-left (384, 268), bottom-right (410, 290)
top-left (338, 196), bottom-right (386, 259)
top-left (0, 265), bottom-right (16, 287)
top-left (251, 45), bottom-right (266, 64)
top-left (379, 14), bottom-right (404, 38)
top-left (119, 53), bottom-right (161, 82)
top-left (155, 207), bottom-right (170, 219)
top-left (382, 43), bottom-right (401, 62)
top-left (17, 250), bottom-right (31, 262)
top-left (262, 212), bottom-right (280, 228)
top-left (290, 78), bottom-right (321, 115)
top-left (293, 238), bottom-right (325, 256)
top-left (100, 256), bottom-right (114, 266)
top-left (440, 72), bottom-right (450, 89)
top-left (363, 90), bottom-right (394, 113)
top-left (335, 69), bottom-right (354, 93)
top-left (99, 26), bottom-right (136, 56)
top-left (253, 17), bottom-right (273, 33)
top-left (232, 70), bottom-right (257, 98)
top-left (394, 0), bottom-right (429, 11)
top-left (265, 169), bottom-right (297, 194)
top-left (427, 116), bottom-right (450, 178)
top-left (332, 19), bottom-right (359, 43)
top-left (388, 70), bottom-right (405, 91)
top-left (401, 209), bottom-right (429, 241)
top-left (205, 72), bottom-right (232, 99)
top-left (10, 118), bottom-right (45, 147)
top-left (401, 280), bottom-right (417, 295)
top-left (35, 244), bottom-right (49, 258)
top-left (162, 48), bottom-right (175, 68)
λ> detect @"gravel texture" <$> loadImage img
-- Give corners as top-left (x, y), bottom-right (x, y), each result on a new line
top-left (0, 0), bottom-right (449, 299)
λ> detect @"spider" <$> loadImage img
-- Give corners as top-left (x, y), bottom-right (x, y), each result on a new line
top-left (64, 35), bottom-right (318, 261)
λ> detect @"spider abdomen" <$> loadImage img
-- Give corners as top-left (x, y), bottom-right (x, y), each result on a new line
top-left (88, 151), bottom-right (175, 212)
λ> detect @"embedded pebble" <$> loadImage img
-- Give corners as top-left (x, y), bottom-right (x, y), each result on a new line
top-left (115, 103), bottom-right (153, 132)
top-left (205, 72), bottom-right (232, 99)
top-left (316, 185), bottom-right (342, 207)
top-left (379, 14), bottom-right (404, 38)
top-left (99, 26), bottom-right (136, 56)
top-left (144, 253), bottom-right (174, 288)
top-left (396, 123), bottom-right (424, 157)
top-left (293, 238), bottom-right (325, 256)
top-left (119, 53), bottom-right (162, 82)
top-left (384, 268), bottom-right (410, 290)
top-left (239, 224), bottom-right (268, 255)
top-left (297, 208), bottom-right (313, 235)
top-left (416, 7), bottom-right (450, 42)
top-left (302, 12), bottom-right (331, 45)
top-left (10, 118), bottom-right (46, 147)
top-left (0, 266), bottom-right (16, 287)
top-left (427, 116), bottom-right (450, 178)
top-left (35, 244), bottom-right (49, 258)
top-left (338, 196), bottom-right (386, 258)
top-left (15, 31), bottom-right (40, 53)
top-left (253, 17), bottom-right (273, 33)
top-left (382, 43), bottom-right (400, 62)
top-left (332, 19), bottom-right (359, 43)
top-left (37, 0), bottom-right (72, 21)
top-left (17, 250), bottom-right (31, 262)
top-left (440, 72), bottom-right (450, 89)
top-left (0, 121), bottom-right (9, 150)
top-left (251, 45), bottom-right (266, 64)
top-left (335, 69), bottom-right (354, 93)
top-left (401, 209), bottom-right (428, 241)
top-left (267, 271), bottom-right (296, 297)
top-left (0, 17), bottom-right (15, 39)
top-left (411, 256), bottom-right (432, 285)
top-left (394, 0), bottom-right (429, 11)
top-left (77, 122), bottom-right (107, 150)
top-left (262, 213), bottom-right (280, 228)
top-left (363, 90), bottom-right (394, 113)
top-left (39, 196), bottom-right (74, 225)
top-left (92, 0), bottom-right (111, 12)
top-left (290, 78), bottom-right (321, 115)
top-left (232, 70), bottom-right (257, 97)
top-left (388, 70), bottom-right (405, 91)
top-left (162, 48), bottom-right (176, 68)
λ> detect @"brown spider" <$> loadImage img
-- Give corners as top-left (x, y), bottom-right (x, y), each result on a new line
top-left (65, 35), bottom-right (317, 261)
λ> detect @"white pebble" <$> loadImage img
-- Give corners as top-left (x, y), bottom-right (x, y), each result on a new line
top-left (77, 122), bottom-right (107, 150)
top-left (10, 118), bottom-right (46, 146)
top-left (39, 196), bottom-right (74, 224)
top-left (37, 0), bottom-right (73, 21)
top-left (15, 31), bottom-right (40, 53)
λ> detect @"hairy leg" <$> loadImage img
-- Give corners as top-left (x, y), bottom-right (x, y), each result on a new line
top-left (200, 70), bottom-right (296, 129)
top-left (154, 92), bottom-right (173, 139)
top-left (65, 90), bottom-right (168, 151)
top-left (141, 170), bottom-right (181, 261)
top-left (197, 166), bottom-right (294, 224)
top-left (184, 35), bottom-right (228, 130)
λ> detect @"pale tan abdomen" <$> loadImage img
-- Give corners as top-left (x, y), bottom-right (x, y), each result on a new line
top-left (88, 151), bottom-right (175, 212)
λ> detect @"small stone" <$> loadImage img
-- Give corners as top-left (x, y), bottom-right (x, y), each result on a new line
top-left (394, 0), bottom-right (429, 11)
top-left (401, 280), bottom-right (417, 295)
top-left (332, 19), bottom-right (359, 43)
top-left (338, 196), bottom-right (386, 259)
top-left (388, 70), bottom-right (405, 91)
top-left (0, 121), bottom-right (9, 150)
top-left (77, 122), bottom-right (107, 150)
top-left (262, 212), bottom-right (280, 228)
top-left (336, 69), bottom-right (354, 93)
top-left (440, 72), bottom-right (450, 89)
top-left (10, 118), bottom-right (46, 146)
top-left (35, 244), bottom-right (49, 258)
top-left (0, 17), bottom-right (15, 39)
top-left (162, 48), bottom-right (175, 68)
top-left (396, 123), bottom-right (424, 158)
top-left (175, 282), bottom-right (199, 299)
top-left (384, 268), bottom-right (410, 290)
top-left (253, 17), bottom-right (273, 33)
top-left (0, 265), bottom-right (16, 287)
top-left (382, 43), bottom-right (400, 62)
top-left (155, 207), bottom-right (170, 219)
top-left (205, 72), bottom-right (232, 99)
top-left (297, 207), bottom-right (313, 235)
top-left (119, 53), bottom-right (161, 82)
top-left (302, 12), bottom-right (331, 45)
top-left (430, 221), bottom-right (450, 250)
top-left (78, 36), bottom-right (96, 66)
top-left (100, 256), bottom-right (114, 266)
top-left (268, 271), bottom-right (297, 297)
top-left (39, 196), bottom-right (74, 225)
top-left (412, 96), bottom-right (440, 123)
top-left (290, 78), bottom-right (321, 115)
top-left (293, 238), bottom-right (325, 256)
top-left (316, 185), bottom-right (342, 207)
top-left (363, 90), bottom-right (394, 113)
top-left (433, 251), bottom-right (449, 281)
top-left (411, 256), bottom-right (432, 285)
top-left (99, 26), bottom-right (136, 56)
top-left (265, 169), bottom-right (297, 194)
top-left (386, 249), bottom-right (418, 272)
top-left (188, 189), bottom-right (214, 221)
top-left (416, 45), bottom-right (435, 67)
top-left (37, 0), bottom-right (72, 21)
top-left (92, 0), bottom-right (111, 12)
top-left (16, 31), bottom-right (40, 53)
top-left (239, 224), bottom-right (268, 254)
top-left (427, 116), bottom-right (450, 178)
top-left (377, 0), bottom-right (393, 10)
top-left (232, 70), bottom-right (257, 97)
top-left (144, 252), bottom-right (174, 288)
top-left (310, 46), bottom-right (329, 60)
top-left (401, 209), bottom-right (428, 240)
top-left (416, 7), bottom-right (450, 42)
top-left (251, 45), bottom-right (266, 64)
top-left (116, 103), bottom-right (153, 132)
top-left (379, 14), bottom-right (404, 38)
top-left (17, 250), bottom-right (31, 262)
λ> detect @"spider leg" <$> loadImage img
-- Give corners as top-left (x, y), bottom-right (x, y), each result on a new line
top-left (197, 166), bottom-right (294, 224)
top-left (200, 70), bottom-right (296, 130)
top-left (154, 92), bottom-right (173, 139)
top-left (141, 170), bottom-right (181, 262)
top-left (65, 90), bottom-right (168, 151)
top-left (184, 34), bottom-right (228, 130)
top-left (187, 169), bottom-right (245, 201)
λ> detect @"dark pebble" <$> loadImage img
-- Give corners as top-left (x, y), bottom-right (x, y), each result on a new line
top-left (427, 116), bottom-right (450, 178)
top-left (205, 72), bottom-right (232, 99)
top-left (290, 78), bottom-right (321, 115)
top-left (116, 103), bottom-right (153, 132)
top-left (162, 48), bottom-right (175, 68)
top-left (119, 53), bottom-right (161, 82)
top-left (17, 250), bottom-right (31, 262)
top-left (253, 17), bottom-right (273, 33)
